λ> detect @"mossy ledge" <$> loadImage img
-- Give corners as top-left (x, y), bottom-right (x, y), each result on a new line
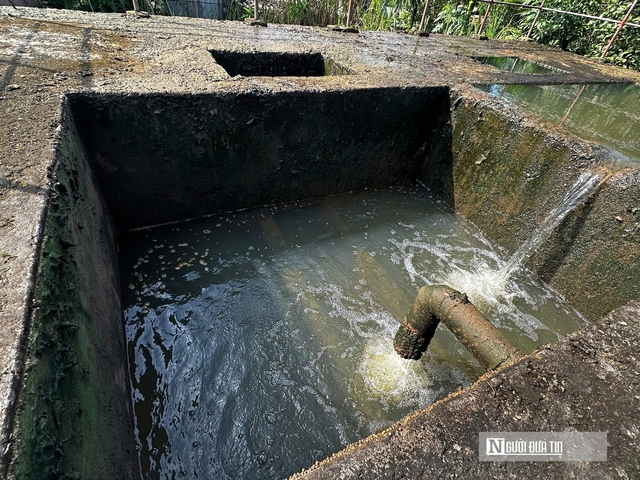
top-left (9, 100), bottom-right (138, 480)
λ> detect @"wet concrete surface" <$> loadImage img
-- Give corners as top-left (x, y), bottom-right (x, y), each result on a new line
top-left (1, 6), bottom-right (639, 478)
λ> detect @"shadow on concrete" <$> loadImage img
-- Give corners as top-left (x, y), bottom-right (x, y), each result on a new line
top-left (418, 92), bottom-right (455, 208)
top-left (0, 177), bottom-right (47, 196)
top-left (0, 20), bottom-right (42, 92)
top-left (535, 194), bottom-right (599, 283)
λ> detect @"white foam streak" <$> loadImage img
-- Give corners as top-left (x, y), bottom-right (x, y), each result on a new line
top-left (500, 172), bottom-right (604, 279)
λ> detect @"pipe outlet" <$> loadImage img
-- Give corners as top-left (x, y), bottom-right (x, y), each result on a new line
top-left (393, 285), bottom-right (524, 371)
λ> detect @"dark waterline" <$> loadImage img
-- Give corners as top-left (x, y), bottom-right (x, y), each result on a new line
top-left (472, 56), bottom-right (560, 75)
top-left (120, 184), bottom-right (585, 479)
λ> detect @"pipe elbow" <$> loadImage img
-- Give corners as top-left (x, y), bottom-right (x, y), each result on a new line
top-left (393, 285), bottom-right (523, 371)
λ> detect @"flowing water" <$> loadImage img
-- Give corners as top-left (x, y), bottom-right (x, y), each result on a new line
top-left (476, 82), bottom-right (640, 163)
top-left (120, 184), bottom-right (586, 479)
top-left (500, 172), bottom-right (605, 279)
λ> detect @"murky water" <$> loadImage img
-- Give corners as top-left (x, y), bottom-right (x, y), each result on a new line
top-left (120, 184), bottom-right (585, 479)
top-left (476, 82), bottom-right (640, 163)
top-left (473, 56), bottom-right (560, 74)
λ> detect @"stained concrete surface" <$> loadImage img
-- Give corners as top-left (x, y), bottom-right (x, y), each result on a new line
top-left (1, 6), bottom-right (639, 478)
top-left (68, 87), bottom-right (449, 230)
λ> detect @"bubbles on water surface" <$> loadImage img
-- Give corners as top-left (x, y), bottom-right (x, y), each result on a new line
top-left (359, 338), bottom-right (431, 401)
top-left (445, 267), bottom-right (509, 306)
top-left (119, 184), bottom-right (586, 480)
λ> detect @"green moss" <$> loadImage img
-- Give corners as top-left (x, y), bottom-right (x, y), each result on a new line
top-left (14, 165), bottom-right (89, 479)
top-left (11, 107), bottom-right (137, 479)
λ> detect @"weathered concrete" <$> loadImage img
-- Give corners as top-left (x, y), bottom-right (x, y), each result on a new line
top-left (68, 87), bottom-right (449, 230)
top-left (9, 101), bottom-right (138, 479)
top-left (0, 6), bottom-right (639, 479)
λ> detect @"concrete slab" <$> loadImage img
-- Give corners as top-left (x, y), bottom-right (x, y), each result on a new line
top-left (0, 6), bottom-right (639, 478)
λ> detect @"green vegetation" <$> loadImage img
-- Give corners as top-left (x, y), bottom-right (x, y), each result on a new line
top-left (45, 0), bottom-right (640, 71)
top-left (260, 0), bottom-right (640, 70)
top-left (522, 0), bottom-right (640, 69)
top-left (44, 0), bottom-right (174, 15)
top-left (44, 0), bottom-right (128, 12)
top-left (429, 0), bottom-right (640, 70)
top-left (259, 0), bottom-right (340, 26)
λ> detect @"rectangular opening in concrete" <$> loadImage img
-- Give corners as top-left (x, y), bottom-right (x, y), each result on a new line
top-left (210, 50), bottom-right (351, 77)
top-left (472, 56), bottom-right (561, 74)
top-left (14, 84), bottom-right (639, 480)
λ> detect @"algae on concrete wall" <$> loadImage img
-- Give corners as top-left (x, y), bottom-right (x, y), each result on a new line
top-left (10, 100), bottom-right (138, 480)
top-left (438, 90), bottom-right (640, 320)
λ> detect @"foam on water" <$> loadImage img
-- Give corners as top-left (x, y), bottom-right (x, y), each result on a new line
top-left (387, 232), bottom-right (573, 341)
top-left (356, 338), bottom-right (468, 408)
top-left (120, 184), bottom-right (586, 479)
top-left (445, 268), bottom-right (509, 308)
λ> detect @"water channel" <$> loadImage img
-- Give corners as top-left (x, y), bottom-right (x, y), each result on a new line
top-left (473, 56), bottom-right (560, 74)
top-left (120, 183), bottom-right (586, 479)
top-left (477, 82), bottom-right (640, 163)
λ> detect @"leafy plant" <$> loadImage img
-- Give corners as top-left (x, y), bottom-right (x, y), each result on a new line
top-left (358, 0), bottom-right (423, 31)
top-left (45, 0), bottom-right (131, 12)
top-left (432, 3), bottom-right (471, 35)
top-left (428, 0), bottom-right (640, 70)
top-left (225, 0), bottom-right (252, 20)
top-left (261, 0), bottom-right (339, 26)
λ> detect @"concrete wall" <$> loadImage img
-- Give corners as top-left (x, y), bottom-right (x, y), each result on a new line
top-left (535, 170), bottom-right (640, 319)
top-left (10, 100), bottom-right (138, 479)
top-left (429, 89), bottom-right (640, 320)
top-left (68, 87), bottom-right (451, 231)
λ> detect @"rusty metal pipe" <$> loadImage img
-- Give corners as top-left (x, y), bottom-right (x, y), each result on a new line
top-left (393, 285), bottom-right (523, 371)
top-left (474, 0), bottom-right (640, 28)
top-left (526, 0), bottom-right (545, 39)
top-left (418, 0), bottom-right (430, 32)
top-left (346, 0), bottom-right (354, 27)
top-left (478, 0), bottom-right (493, 36)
